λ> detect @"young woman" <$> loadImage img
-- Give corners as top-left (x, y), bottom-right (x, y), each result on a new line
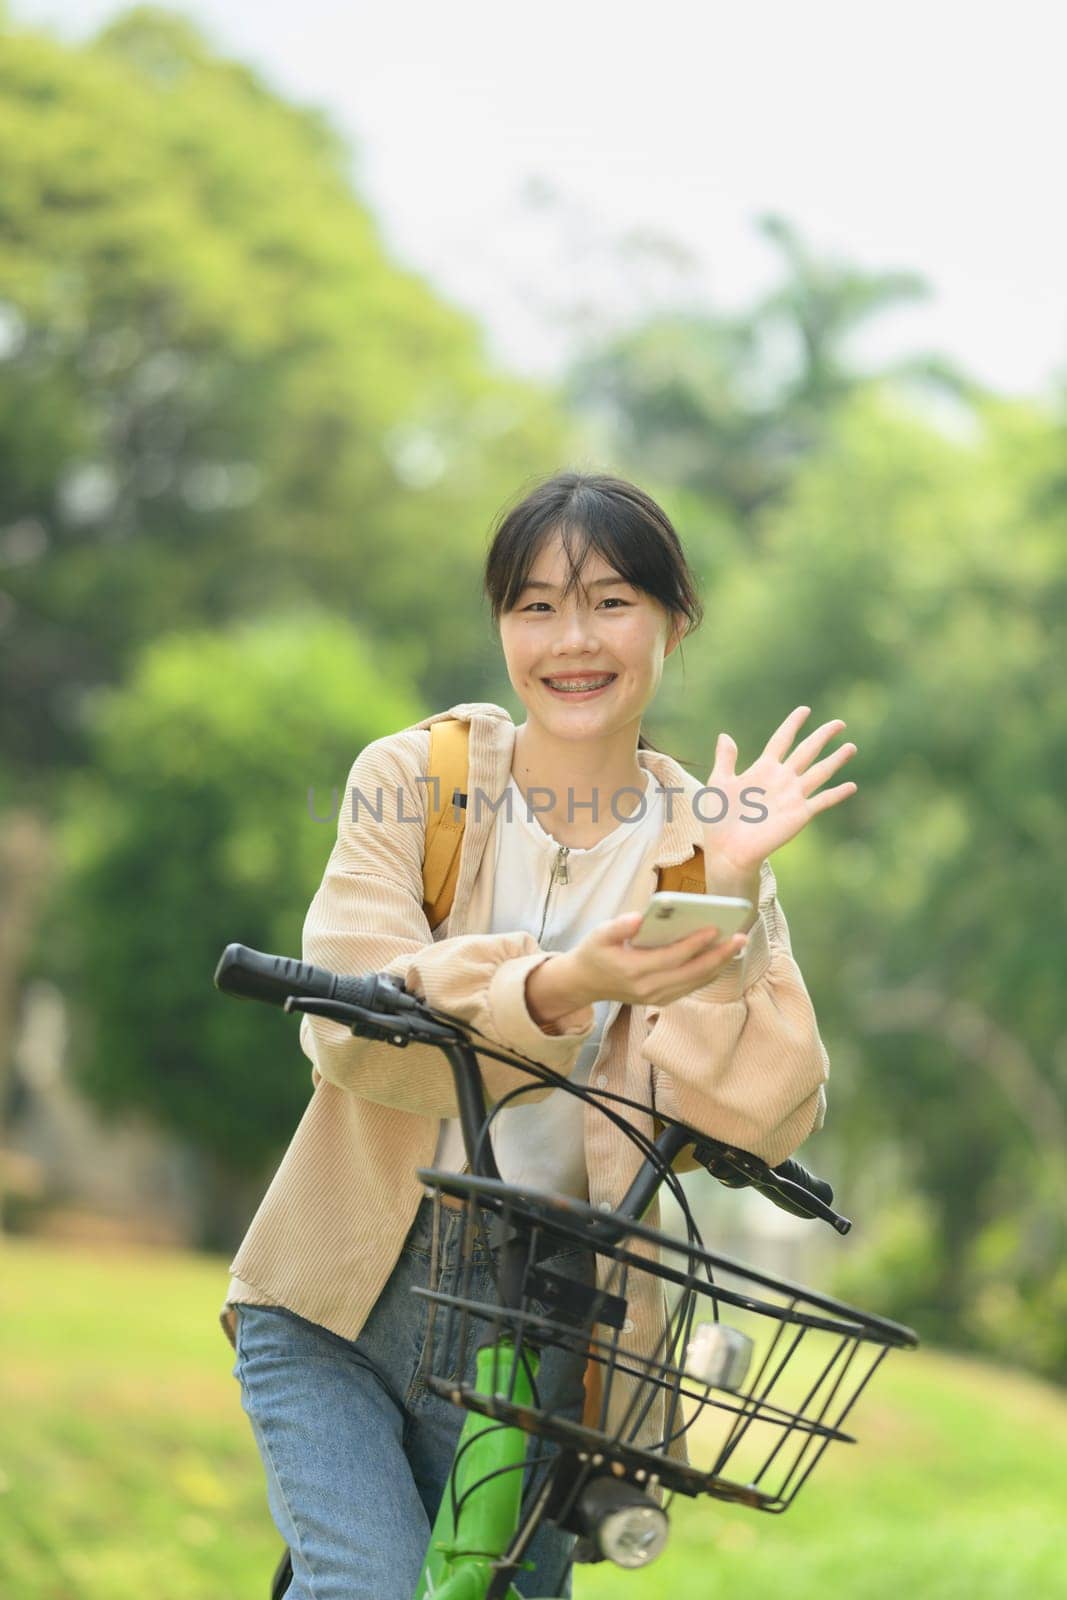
top-left (220, 471), bottom-right (854, 1598)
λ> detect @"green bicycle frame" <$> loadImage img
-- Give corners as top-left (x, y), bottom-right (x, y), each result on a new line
top-left (413, 1336), bottom-right (545, 1600)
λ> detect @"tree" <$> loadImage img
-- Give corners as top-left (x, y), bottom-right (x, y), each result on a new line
top-left (563, 214), bottom-right (972, 526)
top-left (0, 6), bottom-right (572, 1177)
top-left (38, 613), bottom-right (420, 1248)
top-left (0, 7), bottom-right (571, 781)
top-left (659, 389), bottom-right (1067, 1375)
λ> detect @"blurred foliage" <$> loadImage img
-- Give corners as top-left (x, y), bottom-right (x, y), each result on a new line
top-left (651, 392), bottom-right (1067, 1371)
top-left (0, 6), bottom-right (566, 779)
top-left (1, 7), bottom-right (1065, 1379)
top-left (562, 212), bottom-right (975, 528)
top-left (39, 613), bottom-right (419, 1247)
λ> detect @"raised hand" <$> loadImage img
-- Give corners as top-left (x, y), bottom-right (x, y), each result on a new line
top-left (701, 706), bottom-right (858, 876)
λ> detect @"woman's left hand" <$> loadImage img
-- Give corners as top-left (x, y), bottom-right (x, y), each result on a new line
top-left (701, 705), bottom-right (858, 878)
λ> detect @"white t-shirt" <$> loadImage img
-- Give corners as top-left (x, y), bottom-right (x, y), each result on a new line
top-left (426, 769), bottom-right (665, 1200)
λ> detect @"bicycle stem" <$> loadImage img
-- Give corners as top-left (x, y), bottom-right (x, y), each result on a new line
top-left (442, 1039), bottom-right (504, 1185)
top-left (442, 1033), bottom-right (686, 1224)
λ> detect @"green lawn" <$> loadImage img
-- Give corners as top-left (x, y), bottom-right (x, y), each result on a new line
top-left (2, 1236), bottom-right (1065, 1599)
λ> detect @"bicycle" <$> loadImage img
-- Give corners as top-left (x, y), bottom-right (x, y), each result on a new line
top-left (215, 943), bottom-right (919, 1600)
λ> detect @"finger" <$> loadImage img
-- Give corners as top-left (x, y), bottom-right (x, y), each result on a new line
top-left (672, 923), bottom-right (723, 950)
top-left (601, 911), bottom-right (645, 945)
top-left (680, 921), bottom-right (732, 949)
top-left (711, 731), bottom-right (737, 781)
top-left (651, 934), bottom-right (747, 999)
top-left (800, 741), bottom-right (857, 795)
top-left (787, 719), bottom-right (847, 774)
top-left (669, 931), bottom-right (746, 982)
top-left (625, 922), bottom-right (723, 969)
top-left (764, 706), bottom-right (812, 762)
top-left (807, 780), bottom-right (858, 813)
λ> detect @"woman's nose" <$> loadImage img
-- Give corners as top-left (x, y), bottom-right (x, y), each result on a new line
top-left (551, 609), bottom-right (599, 653)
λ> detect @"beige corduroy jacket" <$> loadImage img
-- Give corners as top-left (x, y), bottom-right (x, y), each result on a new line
top-left (220, 703), bottom-right (830, 1462)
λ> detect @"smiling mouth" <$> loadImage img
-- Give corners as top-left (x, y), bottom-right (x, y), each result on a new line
top-left (542, 673), bottom-right (617, 696)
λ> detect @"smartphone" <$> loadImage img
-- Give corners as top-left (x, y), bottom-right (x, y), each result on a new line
top-left (630, 891), bottom-right (753, 950)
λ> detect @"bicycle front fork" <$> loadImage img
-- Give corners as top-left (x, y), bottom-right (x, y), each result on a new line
top-left (413, 1337), bottom-right (540, 1600)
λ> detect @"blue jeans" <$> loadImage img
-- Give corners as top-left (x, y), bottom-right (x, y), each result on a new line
top-left (233, 1195), bottom-right (593, 1599)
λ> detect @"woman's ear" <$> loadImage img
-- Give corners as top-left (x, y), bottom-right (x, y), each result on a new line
top-left (664, 615), bottom-right (685, 660)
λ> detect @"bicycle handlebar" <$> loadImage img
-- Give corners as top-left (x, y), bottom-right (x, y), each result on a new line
top-left (213, 942), bottom-right (420, 1018)
top-left (214, 942), bottom-right (851, 1234)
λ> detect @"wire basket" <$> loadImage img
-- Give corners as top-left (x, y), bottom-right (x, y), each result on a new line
top-left (414, 1168), bottom-right (918, 1517)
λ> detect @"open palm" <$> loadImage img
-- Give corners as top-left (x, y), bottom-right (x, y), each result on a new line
top-left (702, 706), bottom-right (858, 873)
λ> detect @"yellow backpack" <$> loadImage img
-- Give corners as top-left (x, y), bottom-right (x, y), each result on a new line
top-left (420, 717), bottom-right (704, 929)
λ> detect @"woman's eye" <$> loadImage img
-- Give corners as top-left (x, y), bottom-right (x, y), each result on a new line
top-left (598, 597), bottom-right (630, 609)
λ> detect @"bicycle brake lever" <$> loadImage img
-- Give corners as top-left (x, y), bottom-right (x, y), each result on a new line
top-left (287, 995), bottom-right (467, 1051)
top-left (750, 1172), bottom-right (852, 1234)
top-left (691, 1138), bottom-right (851, 1234)
top-left (285, 996), bottom-right (418, 1047)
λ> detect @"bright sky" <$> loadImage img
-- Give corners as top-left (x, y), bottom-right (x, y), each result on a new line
top-left (12, 0), bottom-right (1067, 398)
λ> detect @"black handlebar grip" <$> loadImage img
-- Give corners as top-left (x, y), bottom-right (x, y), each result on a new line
top-left (774, 1156), bottom-right (834, 1207)
top-left (213, 944), bottom-right (412, 1015)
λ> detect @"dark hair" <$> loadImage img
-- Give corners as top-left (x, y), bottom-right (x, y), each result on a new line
top-left (483, 470), bottom-right (703, 754)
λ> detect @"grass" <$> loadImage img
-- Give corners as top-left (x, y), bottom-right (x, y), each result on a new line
top-left (2, 1235), bottom-right (1066, 1598)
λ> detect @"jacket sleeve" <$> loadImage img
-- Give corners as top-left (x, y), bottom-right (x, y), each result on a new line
top-left (640, 858), bottom-right (829, 1170)
top-left (297, 728), bottom-right (596, 1117)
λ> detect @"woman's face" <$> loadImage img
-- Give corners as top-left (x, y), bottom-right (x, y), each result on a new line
top-left (498, 532), bottom-right (680, 744)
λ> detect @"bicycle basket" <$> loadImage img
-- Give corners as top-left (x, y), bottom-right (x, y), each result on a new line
top-left (413, 1169), bottom-right (918, 1517)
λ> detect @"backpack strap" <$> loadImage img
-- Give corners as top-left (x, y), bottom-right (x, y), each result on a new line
top-left (656, 849), bottom-right (705, 895)
top-left (421, 718), bottom-right (470, 931)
